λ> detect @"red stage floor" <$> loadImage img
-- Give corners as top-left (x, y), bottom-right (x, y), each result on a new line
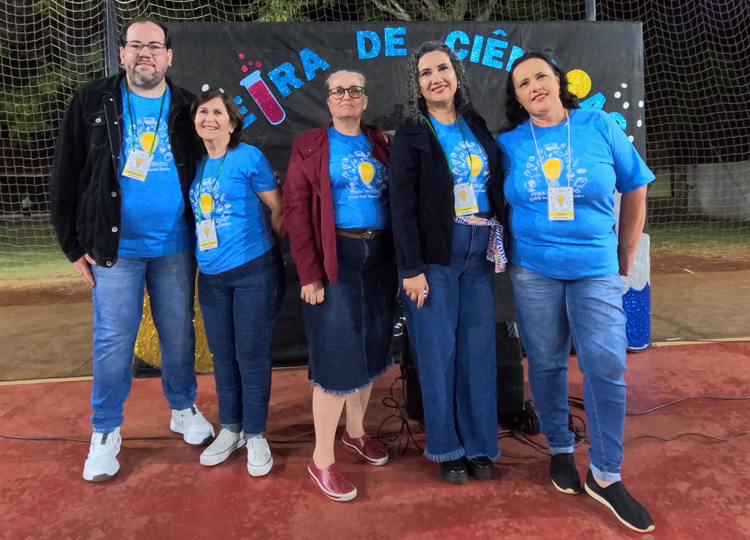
top-left (1, 342), bottom-right (749, 540)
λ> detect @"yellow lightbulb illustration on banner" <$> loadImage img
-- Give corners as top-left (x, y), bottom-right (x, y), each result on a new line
top-left (542, 158), bottom-right (562, 181)
top-left (199, 193), bottom-right (213, 214)
top-left (467, 154), bottom-right (483, 176)
top-left (557, 195), bottom-right (565, 205)
top-left (358, 162), bottom-right (375, 186)
top-left (139, 132), bottom-right (158, 153)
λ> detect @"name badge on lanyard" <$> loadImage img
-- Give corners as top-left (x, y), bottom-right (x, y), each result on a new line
top-left (122, 150), bottom-right (154, 181)
top-left (548, 186), bottom-right (575, 221)
top-left (454, 182), bottom-right (479, 216)
top-left (197, 219), bottom-right (218, 251)
top-left (121, 83), bottom-right (166, 182)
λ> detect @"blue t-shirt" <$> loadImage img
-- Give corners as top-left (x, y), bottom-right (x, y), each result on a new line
top-left (496, 109), bottom-right (655, 279)
top-left (189, 143), bottom-right (277, 275)
top-left (429, 115), bottom-right (490, 213)
top-left (328, 127), bottom-right (390, 229)
top-left (118, 83), bottom-right (190, 257)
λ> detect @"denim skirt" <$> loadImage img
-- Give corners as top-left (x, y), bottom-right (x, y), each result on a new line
top-left (303, 233), bottom-right (397, 394)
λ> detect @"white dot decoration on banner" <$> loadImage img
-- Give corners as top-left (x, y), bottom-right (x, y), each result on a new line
top-left (623, 102), bottom-right (630, 109)
top-left (628, 135), bottom-right (635, 142)
top-left (637, 119), bottom-right (643, 127)
top-left (201, 84), bottom-right (209, 91)
top-left (622, 83), bottom-right (628, 88)
top-left (639, 101), bottom-right (644, 107)
top-left (614, 91), bottom-right (622, 98)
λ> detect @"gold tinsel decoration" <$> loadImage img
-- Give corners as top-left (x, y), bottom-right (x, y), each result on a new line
top-left (134, 285), bottom-right (215, 373)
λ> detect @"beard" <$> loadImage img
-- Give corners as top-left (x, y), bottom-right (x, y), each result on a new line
top-left (127, 63), bottom-right (166, 90)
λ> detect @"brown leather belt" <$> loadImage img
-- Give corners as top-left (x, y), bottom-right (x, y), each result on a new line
top-left (335, 227), bottom-right (388, 240)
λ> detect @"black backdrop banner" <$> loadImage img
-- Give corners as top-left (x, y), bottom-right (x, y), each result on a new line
top-left (170, 21), bottom-right (646, 175)
top-left (168, 21), bottom-right (647, 365)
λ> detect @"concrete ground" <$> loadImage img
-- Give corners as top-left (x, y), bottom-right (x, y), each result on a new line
top-left (0, 267), bottom-right (748, 382)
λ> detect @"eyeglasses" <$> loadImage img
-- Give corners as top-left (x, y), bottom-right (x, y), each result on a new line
top-left (124, 41), bottom-right (168, 55)
top-left (328, 86), bottom-right (366, 100)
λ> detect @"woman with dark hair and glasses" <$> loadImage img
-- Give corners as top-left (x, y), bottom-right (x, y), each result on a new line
top-left (284, 70), bottom-right (395, 502)
top-left (496, 52), bottom-right (654, 533)
top-left (188, 88), bottom-right (286, 476)
top-left (389, 41), bottom-right (508, 484)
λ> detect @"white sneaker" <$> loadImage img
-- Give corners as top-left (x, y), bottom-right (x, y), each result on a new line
top-left (246, 435), bottom-right (273, 476)
top-left (200, 429), bottom-right (246, 466)
top-left (170, 405), bottom-right (215, 445)
top-left (83, 427), bottom-right (121, 482)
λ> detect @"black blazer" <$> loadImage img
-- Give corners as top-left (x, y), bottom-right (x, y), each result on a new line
top-left (389, 110), bottom-right (507, 278)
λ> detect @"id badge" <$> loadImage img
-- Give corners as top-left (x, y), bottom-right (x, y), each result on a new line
top-left (548, 186), bottom-right (575, 221)
top-left (122, 150), bottom-right (153, 181)
top-left (454, 182), bottom-right (480, 216)
top-left (197, 219), bottom-right (218, 251)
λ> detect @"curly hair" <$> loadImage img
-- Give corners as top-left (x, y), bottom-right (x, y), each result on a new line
top-left (404, 41), bottom-right (474, 123)
top-left (190, 88), bottom-right (244, 154)
top-left (502, 52), bottom-right (579, 133)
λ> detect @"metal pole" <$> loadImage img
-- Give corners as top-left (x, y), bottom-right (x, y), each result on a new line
top-left (586, 0), bottom-right (596, 21)
top-left (103, 0), bottom-right (119, 76)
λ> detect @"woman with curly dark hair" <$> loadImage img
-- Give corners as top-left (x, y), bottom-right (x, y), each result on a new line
top-left (390, 41), bottom-right (508, 484)
top-left (496, 52), bottom-right (654, 533)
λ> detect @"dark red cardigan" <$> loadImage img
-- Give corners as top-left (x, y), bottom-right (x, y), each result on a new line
top-left (283, 123), bottom-right (391, 286)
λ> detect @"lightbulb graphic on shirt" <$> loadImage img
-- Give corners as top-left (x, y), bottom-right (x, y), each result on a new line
top-left (199, 193), bottom-right (214, 215)
top-left (358, 162), bottom-right (375, 187)
top-left (467, 154), bottom-right (483, 177)
top-left (139, 132), bottom-right (158, 153)
top-left (542, 158), bottom-right (562, 181)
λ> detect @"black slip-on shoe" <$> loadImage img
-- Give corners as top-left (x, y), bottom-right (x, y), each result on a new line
top-left (550, 453), bottom-right (581, 494)
top-left (585, 470), bottom-right (655, 533)
top-left (467, 456), bottom-right (495, 480)
top-left (440, 457), bottom-right (469, 484)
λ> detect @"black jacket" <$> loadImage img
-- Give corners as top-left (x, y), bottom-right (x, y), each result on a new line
top-left (50, 72), bottom-right (197, 267)
top-left (389, 111), bottom-right (507, 278)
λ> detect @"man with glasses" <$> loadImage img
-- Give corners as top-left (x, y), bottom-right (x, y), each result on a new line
top-left (51, 17), bottom-right (213, 482)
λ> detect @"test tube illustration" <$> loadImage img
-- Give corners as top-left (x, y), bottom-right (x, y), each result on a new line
top-left (239, 70), bottom-right (286, 125)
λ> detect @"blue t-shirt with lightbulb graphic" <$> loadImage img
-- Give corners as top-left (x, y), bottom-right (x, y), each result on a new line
top-left (327, 127), bottom-right (390, 229)
top-left (496, 108), bottom-right (654, 279)
top-left (189, 143), bottom-right (277, 275)
top-left (428, 115), bottom-right (490, 213)
top-left (117, 82), bottom-right (191, 257)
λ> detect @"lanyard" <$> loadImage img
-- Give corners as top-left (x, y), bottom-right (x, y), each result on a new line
top-left (196, 152), bottom-right (227, 223)
top-left (530, 110), bottom-right (572, 188)
top-left (424, 115), bottom-right (474, 185)
top-left (125, 83), bottom-right (167, 156)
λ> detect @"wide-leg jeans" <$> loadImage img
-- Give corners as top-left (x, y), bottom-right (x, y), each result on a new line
top-left (401, 223), bottom-right (500, 462)
top-left (90, 250), bottom-right (197, 433)
top-left (509, 264), bottom-right (628, 482)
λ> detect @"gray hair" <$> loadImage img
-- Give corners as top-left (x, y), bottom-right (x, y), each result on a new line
top-left (404, 41), bottom-right (473, 123)
top-left (325, 70), bottom-right (367, 90)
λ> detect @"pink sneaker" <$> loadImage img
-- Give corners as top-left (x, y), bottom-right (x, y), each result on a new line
top-left (308, 459), bottom-right (357, 502)
top-left (342, 430), bottom-right (389, 466)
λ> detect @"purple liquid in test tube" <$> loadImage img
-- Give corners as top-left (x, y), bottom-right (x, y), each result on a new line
top-left (239, 71), bottom-right (286, 125)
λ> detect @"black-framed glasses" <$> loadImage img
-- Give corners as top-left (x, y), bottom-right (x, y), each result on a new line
top-left (124, 41), bottom-right (168, 55)
top-left (328, 86), bottom-right (366, 100)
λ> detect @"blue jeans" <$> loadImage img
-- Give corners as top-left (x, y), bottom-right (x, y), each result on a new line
top-left (198, 246), bottom-right (285, 437)
top-left (401, 223), bottom-right (499, 462)
top-left (90, 250), bottom-right (197, 433)
top-left (509, 265), bottom-right (627, 482)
